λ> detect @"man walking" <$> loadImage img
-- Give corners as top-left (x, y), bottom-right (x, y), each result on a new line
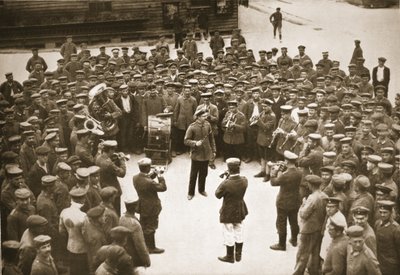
top-left (216, 158), bottom-right (248, 264)
top-left (270, 8), bottom-right (283, 42)
top-left (184, 109), bottom-right (216, 200)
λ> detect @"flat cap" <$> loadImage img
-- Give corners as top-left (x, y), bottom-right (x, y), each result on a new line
top-left (325, 196), bottom-right (343, 205)
top-left (41, 175), bottom-right (57, 186)
top-left (3, 151), bottom-right (19, 162)
top-left (35, 146), bottom-right (50, 155)
top-left (378, 162), bottom-right (393, 173)
top-left (375, 184), bottom-right (393, 195)
top-left (304, 120), bottom-right (319, 129)
top-left (354, 175), bottom-right (370, 188)
top-left (6, 166), bottom-right (23, 176)
top-left (341, 160), bottom-right (357, 169)
top-left (333, 134), bottom-right (345, 141)
top-left (304, 175), bottom-right (322, 187)
top-left (67, 155), bottom-right (81, 165)
top-left (100, 186), bottom-right (118, 200)
top-left (227, 100), bottom-right (238, 106)
top-left (138, 157), bottom-right (152, 166)
top-left (280, 105), bottom-right (293, 112)
top-left (340, 137), bottom-right (352, 144)
top-left (87, 165), bottom-right (100, 175)
top-left (331, 174), bottom-right (346, 187)
top-left (27, 215), bottom-right (48, 227)
top-left (55, 147), bottom-right (68, 154)
top-left (381, 147), bottom-right (394, 154)
top-left (328, 106), bottom-right (340, 113)
top-left (15, 188), bottom-right (31, 199)
top-left (2, 240), bottom-right (20, 250)
top-left (57, 162), bottom-right (71, 171)
top-left (320, 166), bottom-right (335, 173)
top-left (69, 187), bottom-right (87, 198)
top-left (33, 235), bottom-right (51, 248)
top-left (110, 226), bottom-right (132, 236)
top-left (87, 206), bottom-right (106, 218)
top-left (226, 158), bottom-right (241, 166)
top-left (347, 225), bottom-right (364, 238)
top-left (44, 132), bottom-right (57, 141)
top-left (308, 133), bottom-right (321, 140)
top-left (367, 155), bottom-right (382, 163)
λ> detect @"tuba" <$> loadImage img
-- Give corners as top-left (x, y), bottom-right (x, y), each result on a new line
top-left (88, 84), bottom-right (118, 136)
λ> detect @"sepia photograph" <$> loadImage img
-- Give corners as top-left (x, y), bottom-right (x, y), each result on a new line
top-left (0, 0), bottom-right (399, 274)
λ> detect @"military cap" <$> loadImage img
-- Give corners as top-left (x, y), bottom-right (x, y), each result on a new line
top-left (378, 162), bottom-right (393, 173)
top-left (8, 135), bottom-right (21, 143)
top-left (2, 240), bottom-right (20, 251)
top-left (340, 160), bottom-right (356, 171)
top-left (378, 57), bottom-right (386, 62)
top-left (377, 200), bottom-right (395, 211)
top-left (138, 157), bottom-right (152, 166)
top-left (33, 235), bottom-right (51, 248)
top-left (308, 133), bottom-right (321, 140)
top-left (87, 205), bottom-right (106, 218)
top-left (227, 100), bottom-right (238, 106)
top-left (320, 166), bottom-right (335, 173)
top-left (262, 98), bottom-right (274, 106)
top-left (297, 109), bottom-right (308, 117)
top-left (76, 168), bottom-right (90, 180)
top-left (344, 126), bottom-right (357, 132)
top-left (55, 98), bottom-right (68, 106)
top-left (226, 158), bottom-right (241, 166)
top-left (316, 63), bottom-right (325, 68)
top-left (304, 175), bottom-right (322, 187)
top-left (44, 132), bottom-right (57, 142)
top-left (283, 150), bottom-right (298, 160)
top-left (360, 145), bottom-right (374, 154)
top-left (22, 130), bottom-right (35, 137)
top-left (103, 140), bottom-right (118, 147)
top-left (323, 123), bottom-right (335, 129)
top-left (339, 137), bottom-right (352, 144)
top-left (365, 154), bottom-right (382, 164)
top-left (214, 89), bottom-right (224, 95)
top-left (35, 146), bottom-right (50, 155)
top-left (2, 151), bottom-right (18, 163)
top-left (6, 165), bottom-right (23, 177)
top-left (351, 206), bottom-right (370, 216)
top-left (280, 105), bottom-right (293, 112)
top-left (341, 103), bottom-right (353, 110)
top-left (69, 187), bottom-right (87, 198)
top-left (346, 225), bottom-right (364, 238)
top-left (4, 107), bottom-right (13, 114)
top-left (375, 85), bottom-right (386, 91)
top-left (325, 196), bottom-right (343, 207)
top-left (392, 124), bottom-right (400, 132)
top-left (326, 95), bottom-right (338, 103)
top-left (15, 188), bottom-right (31, 199)
top-left (375, 184), bottom-right (393, 195)
top-left (354, 175), bottom-right (370, 188)
top-left (57, 162), bottom-right (71, 172)
top-left (381, 147), bottom-right (394, 154)
top-left (87, 165), bottom-right (100, 175)
top-left (67, 155), bottom-right (81, 165)
top-left (200, 92), bottom-right (213, 98)
top-left (100, 186), bottom-right (118, 200)
top-left (41, 175), bottom-right (57, 186)
top-left (88, 74), bottom-right (98, 79)
top-left (29, 92), bottom-right (40, 99)
top-left (304, 120), bottom-right (319, 128)
top-left (76, 93), bottom-right (88, 99)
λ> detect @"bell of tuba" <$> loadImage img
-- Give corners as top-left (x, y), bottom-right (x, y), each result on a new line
top-left (84, 114), bottom-right (103, 133)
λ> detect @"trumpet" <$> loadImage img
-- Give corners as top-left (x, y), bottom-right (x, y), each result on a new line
top-left (267, 161), bottom-right (287, 177)
top-left (249, 114), bottom-right (259, 127)
top-left (219, 171), bottom-right (230, 179)
top-left (111, 152), bottom-right (130, 166)
top-left (224, 112), bottom-right (237, 131)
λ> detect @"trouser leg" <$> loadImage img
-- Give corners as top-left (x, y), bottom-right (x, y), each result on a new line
top-left (276, 208), bottom-right (288, 245)
top-left (198, 160), bottom-right (209, 193)
top-left (188, 160), bottom-right (200, 196)
top-left (288, 208), bottom-right (299, 241)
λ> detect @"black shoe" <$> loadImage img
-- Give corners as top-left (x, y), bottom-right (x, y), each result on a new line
top-left (199, 191), bottom-right (208, 197)
top-left (235, 242), bottom-right (243, 262)
top-left (149, 247), bottom-right (165, 254)
top-left (289, 238), bottom-right (297, 247)
top-left (269, 243), bottom-right (286, 251)
top-left (148, 234), bottom-right (165, 254)
top-left (254, 171), bottom-right (266, 178)
top-left (218, 246), bottom-right (235, 263)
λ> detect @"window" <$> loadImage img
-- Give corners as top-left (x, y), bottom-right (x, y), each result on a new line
top-left (89, 1), bottom-right (112, 13)
top-left (216, 0), bottom-right (233, 15)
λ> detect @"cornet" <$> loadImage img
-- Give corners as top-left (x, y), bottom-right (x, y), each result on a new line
top-left (249, 114), bottom-right (259, 127)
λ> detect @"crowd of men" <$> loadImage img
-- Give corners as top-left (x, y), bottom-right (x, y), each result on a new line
top-left (0, 29), bottom-right (399, 275)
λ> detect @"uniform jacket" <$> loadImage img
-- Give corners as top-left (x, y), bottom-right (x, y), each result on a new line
top-left (182, 40), bottom-right (198, 60)
top-left (256, 111), bottom-right (276, 146)
top-left (27, 162), bottom-right (49, 198)
top-left (322, 234), bottom-right (348, 275)
top-left (298, 190), bottom-right (328, 234)
top-left (82, 217), bottom-right (107, 272)
top-left (6, 205), bottom-right (35, 241)
top-left (95, 153), bottom-right (126, 194)
top-left (215, 175), bottom-right (248, 224)
top-left (0, 80), bottom-right (23, 103)
top-left (209, 36), bottom-right (225, 56)
top-left (184, 120), bottom-right (216, 161)
top-left (298, 146), bottom-right (324, 177)
top-left (163, 93), bottom-right (179, 112)
top-left (374, 219), bottom-right (400, 275)
top-left (222, 110), bottom-right (247, 144)
top-left (270, 167), bottom-right (302, 210)
top-left (346, 245), bottom-right (382, 275)
top-left (133, 172), bottom-right (167, 217)
top-left (53, 180), bottom-right (71, 214)
top-left (19, 142), bottom-right (37, 179)
top-left (195, 103), bottom-right (219, 133)
top-left (173, 95), bottom-right (198, 130)
top-left (119, 213), bottom-right (151, 267)
top-left (37, 191), bottom-right (59, 236)
top-left (75, 140), bottom-right (94, 167)
top-left (30, 255), bottom-right (58, 275)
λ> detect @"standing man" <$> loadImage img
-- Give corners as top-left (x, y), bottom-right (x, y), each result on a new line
top-left (350, 40), bottom-right (363, 65)
top-left (184, 109), bottom-right (216, 200)
top-left (95, 140), bottom-right (126, 216)
top-left (30, 235), bottom-right (58, 275)
top-left (216, 158), bottom-right (248, 264)
top-left (172, 12), bottom-right (185, 49)
top-left (293, 175), bottom-right (328, 275)
top-left (270, 151), bottom-right (302, 251)
top-left (0, 72), bottom-right (23, 104)
top-left (60, 35), bottom-right (77, 63)
top-left (26, 48), bottom-right (48, 73)
top-left (372, 57), bottom-right (390, 97)
top-left (270, 8), bottom-right (283, 42)
top-left (209, 31), bottom-right (225, 59)
top-left (133, 158), bottom-right (167, 254)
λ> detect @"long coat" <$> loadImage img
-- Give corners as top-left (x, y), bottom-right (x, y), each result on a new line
top-left (173, 95), bottom-right (198, 130)
top-left (375, 220), bottom-right (400, 275)
top-left (215, 175), bottom-right (248, 224)
top-left (270, 167), bottom-right (302, 210)
top-left (95, 153), bottom-right (126, 194)
top-left (133, 172), bottom-right (167, 218)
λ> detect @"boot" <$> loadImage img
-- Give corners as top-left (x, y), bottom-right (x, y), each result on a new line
top-left (270, 234), bottom-right (286, 251)
top-left (144, 234), bottom-right (152, 250)
top-left (254, 171), bottom-right (266, 178)
top-left (148, 233), bottom-right (164, 254)
top-left (289, 233), bottom-right (298, 247)
top-left (218, 246), bottom-right (234, 263)
top-left (235, 242), bottom-right (243, 262)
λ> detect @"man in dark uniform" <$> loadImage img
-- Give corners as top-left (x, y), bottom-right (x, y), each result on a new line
top-left (133, 158), bottom-right (167, 254)
top-left (216, 158), bottom-right (248, 263)
top-left (19, 130), bottom-right (37, 179)
top-left (293, 175), bottom-right (328, 275)
top-left (95, 140), bottom-right (126, 216)
top-left (269, 7), bottom-right (283, 41)
top-left (1, 240), bottom-right (23, 275)
top-left (30, 235), bottom-right (58, 275)
top-left (75, 129), bottom-right (94, 167)
top-left (375, 200), bottom-right (400, 275)
top-left (184, 108), bottom-right (216, 200)
top-left (0, 72), bottom-right (23, 104)
top-left (270, 150), bottom-right (302, 250)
